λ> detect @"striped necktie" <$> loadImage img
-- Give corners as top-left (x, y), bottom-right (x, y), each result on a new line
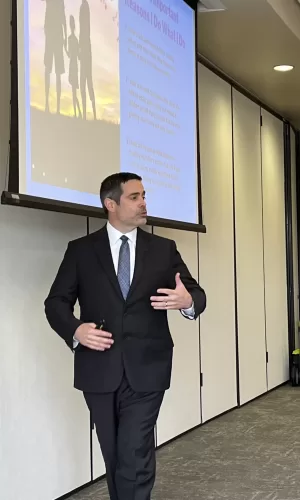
top-left (117, 235), bottom-right (130, 299)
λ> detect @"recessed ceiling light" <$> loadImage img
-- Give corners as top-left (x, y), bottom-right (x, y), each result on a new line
top-left (273, 65), bottom-right (294, 72)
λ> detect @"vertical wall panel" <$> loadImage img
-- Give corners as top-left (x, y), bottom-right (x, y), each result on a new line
top-left (261, 110), bottom-right (289, 388)
top-left (198, 64), bottom-right (237, 421)
top-left (91, 429), bottom-right (105, 481)
top-left (154, 228), bottom-right (201, 445)
top-left (0, 0), bottom-right (10, 192)
top-left (291, 130), bottom-right (299, 348)
top-left (0, 208), bottom-right (90, 500)
top-left (87, 218), bottom-right (106, 479)
top-left (232, 91), bottom-right (267, 404)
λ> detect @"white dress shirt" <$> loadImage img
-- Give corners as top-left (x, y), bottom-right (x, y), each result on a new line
top-left (107, 222), bottom-right (137, 283)
top-left (73, 222), bottom-right (194, 347)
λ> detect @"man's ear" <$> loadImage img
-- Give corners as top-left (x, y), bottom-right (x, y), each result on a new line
top-left (104, 198), bottom-right (115, 213)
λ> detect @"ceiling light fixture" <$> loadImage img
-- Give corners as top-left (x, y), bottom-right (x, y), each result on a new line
top-left (273, 65), bottom-right (294, 72)
top-left (197, 0), bottom-right (227, 12)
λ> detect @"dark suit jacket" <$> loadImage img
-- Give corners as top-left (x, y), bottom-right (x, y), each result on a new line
top-left (44, 225), bottom-right (206, 393)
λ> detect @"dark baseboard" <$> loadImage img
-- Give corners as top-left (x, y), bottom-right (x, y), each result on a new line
top-left (55, 475), bottom-right (105, 500)
top-left (237, 380), bottom-right (289, 409)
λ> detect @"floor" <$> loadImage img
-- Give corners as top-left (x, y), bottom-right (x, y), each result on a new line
top-left (69, 386), bottom-right (300, 500)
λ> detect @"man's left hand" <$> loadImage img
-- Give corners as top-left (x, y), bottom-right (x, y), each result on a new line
top-left (150, 273), bottom-right (193, 310)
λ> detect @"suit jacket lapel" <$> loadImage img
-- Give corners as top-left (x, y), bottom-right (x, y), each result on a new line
top-left (127, 227), bottom-right (150, 302)
top-left (91, 225), bottom-right (124, 300)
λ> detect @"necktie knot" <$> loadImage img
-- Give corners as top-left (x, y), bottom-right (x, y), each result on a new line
top-left (120, 235), bottom-right (129, 244)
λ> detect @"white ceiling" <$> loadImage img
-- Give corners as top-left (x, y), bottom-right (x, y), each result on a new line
top-left (197, 0), bottom-right (300, 128)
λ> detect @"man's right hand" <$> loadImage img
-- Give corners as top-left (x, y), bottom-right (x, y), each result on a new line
top-left (74, 323), bottom-right (114, 351)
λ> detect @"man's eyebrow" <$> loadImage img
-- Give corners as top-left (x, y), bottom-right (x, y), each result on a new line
top-left (127, 191), bottom-right (146, 197)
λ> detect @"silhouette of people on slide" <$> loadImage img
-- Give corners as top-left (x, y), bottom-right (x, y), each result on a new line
top-left (79, 0), bottom-right (97, 120)
top-left (42, 0), bottom-right (67, 114)
top-left (42, 0), bottom-right (97, 120)
top-left (67, 15), bottom-right (82, 118)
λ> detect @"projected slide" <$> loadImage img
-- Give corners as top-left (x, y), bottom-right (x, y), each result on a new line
top-left (18, 0), bottom-right (198, 223)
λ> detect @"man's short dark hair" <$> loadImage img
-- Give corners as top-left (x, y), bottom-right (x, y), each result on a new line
top-left (100, 172), bottom-right (142, 214)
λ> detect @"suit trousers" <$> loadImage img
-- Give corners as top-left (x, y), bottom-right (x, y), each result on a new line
top-left (84, 375), bottom-right (165, 500)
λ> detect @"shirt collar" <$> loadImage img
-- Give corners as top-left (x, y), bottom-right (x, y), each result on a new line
top-left (106, 221), bottom-right (137, 246)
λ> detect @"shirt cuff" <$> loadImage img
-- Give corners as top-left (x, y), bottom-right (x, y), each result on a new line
top-left (181, 302), bottom-right (195, 319)
top-left (73, 336), bottom-right (79, 349)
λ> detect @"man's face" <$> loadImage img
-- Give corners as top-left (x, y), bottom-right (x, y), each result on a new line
top-left (108, 180), bottom-right (147, 229)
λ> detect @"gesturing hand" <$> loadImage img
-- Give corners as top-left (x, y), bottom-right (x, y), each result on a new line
top-left (150, 273), bottom-right (193, 311)
top-left (74, 323), bottom-right (114, 351)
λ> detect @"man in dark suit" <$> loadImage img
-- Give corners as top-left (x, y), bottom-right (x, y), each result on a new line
top-left (45, 172), bottom-right (206, 500)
